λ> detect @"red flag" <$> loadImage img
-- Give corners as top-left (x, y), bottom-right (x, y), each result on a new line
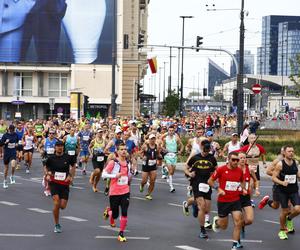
top-left (148, 57), bottom-right (157, 74)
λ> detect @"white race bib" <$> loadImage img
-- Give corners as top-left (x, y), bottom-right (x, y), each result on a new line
top-left (284, 175), bottom-right (297, 184)
top-left (18, 140), bottom-right (23, 145)
top-left (148, 159), bottom-right (156, 166)
top-left (117, 176), bottom-right (128, 186)
top-left (199, 183), bottom-right (210, 193)
top-left (83, 135), bottom-right (89, 141)
top-left (8, 143), bottom-right (15, 149)
top-left (167, 152), bottom-right (176, 158)
top-left (54, 172), bottom-right (66, 181)
top-left (97, 156), bottom-right (104, 162)
top-left (225, 181), bottom-right (240, 191)
top-left (47, 148), bottom-right (55, 154)
top-left (68, 150), bottom-right (75, 156)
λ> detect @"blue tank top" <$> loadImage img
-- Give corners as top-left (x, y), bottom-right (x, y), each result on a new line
top-left (44, 138), bottom-right (57, 155)
top-left (65, 135), bottom-right (77, 151)
top-left (16, 128), bottom-right (24, 141)
top-left (109, 138), bottom-right (123, 153)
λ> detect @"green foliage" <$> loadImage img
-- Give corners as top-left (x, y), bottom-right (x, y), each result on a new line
top-left (289, 53), bottom-right (300, 87)
top-left (164, 90), bottom-right (179, 117)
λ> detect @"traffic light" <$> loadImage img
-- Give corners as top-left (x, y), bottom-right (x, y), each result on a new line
top-left (83, 95), bottom-right (89, 115)
top-left (196, 36), bottom-right (203, 52)
top-left (138, 33), bottom-right (145, 48)
top-left (232, 89), bottom-right (238, 106)
top-left (137, 83), bottom-right (143, 99)
top-left (203, 88), bottom-right (207, 96)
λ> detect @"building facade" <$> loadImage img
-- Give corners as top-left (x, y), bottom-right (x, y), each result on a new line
top-left (230, 50), bottom-right (254, 77)
top-left (208, 59), bottom-right (230, 96)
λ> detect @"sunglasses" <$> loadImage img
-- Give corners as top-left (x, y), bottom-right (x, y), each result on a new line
top-left (231, 158), bottom-right (240, 162)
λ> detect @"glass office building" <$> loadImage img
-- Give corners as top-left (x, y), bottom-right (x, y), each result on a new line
top-left (230, 50), bottom-right (254, 77)
top-left (208, 59), bottom-right (230, 96)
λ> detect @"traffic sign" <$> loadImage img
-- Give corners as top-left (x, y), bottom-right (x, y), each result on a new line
top-left (252, 84), bottom-right (262, 94)
top-left (11, 100), bottom-right (25, 105)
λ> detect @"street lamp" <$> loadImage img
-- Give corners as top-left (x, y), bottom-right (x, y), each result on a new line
top-left (179, 15), bottom-right (194, 116)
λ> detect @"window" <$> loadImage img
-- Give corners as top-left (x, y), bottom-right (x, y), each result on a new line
top-left (48, 73), bottom-right (68, 97)
top-left (14, 72), bottom-right (32, 96)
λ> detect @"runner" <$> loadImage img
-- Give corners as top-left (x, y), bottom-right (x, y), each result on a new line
top-left (272, 145), bottom-right (300, 240)
top-left (15, 122), bottom-right (25, 170)
top-left (184, 139), bottom-right (217, 239)
top-left (139, 133), bottom-right (162, 200)
top-left (208, 151), bottom-right (244, 250)
top-left (222, 133), bottom-right (241, 159)
top-left (78, 124), bottom-right (92, 175)
top-left (88, 129), bottom-right (107, 192)
top-left (0, 119), bottom-right (8, 159)
top-left (102, 143), bottom-right (132, 242)
top-left (23, 125), bottom-right (36, 174)
top-left (34, 119), bottom-right (45, 148)
top-left (0, 125), bottom-right (18, 189)
top-left (44, 140), bottom-right (76, 233)
top-left (162, 125), bottom-right (184, 193)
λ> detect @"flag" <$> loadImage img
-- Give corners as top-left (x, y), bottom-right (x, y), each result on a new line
top-left (148, 57), bottom-right (157, 74)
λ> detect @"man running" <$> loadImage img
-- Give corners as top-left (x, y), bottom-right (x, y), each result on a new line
top-left (44, 140), bottom-right (76, 233)
top-left (78, 124), bottom-right (92, 175)
top-left (15, 122), bottom-right (25, 170)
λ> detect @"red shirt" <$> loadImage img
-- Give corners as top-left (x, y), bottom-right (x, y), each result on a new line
top-left (241, 165), bottom-right (251, 195)
top-left (211, 164), bottom-right (244, 203)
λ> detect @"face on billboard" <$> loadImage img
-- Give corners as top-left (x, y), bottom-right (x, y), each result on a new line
top-left (0, 0), bottom-right (113, 64)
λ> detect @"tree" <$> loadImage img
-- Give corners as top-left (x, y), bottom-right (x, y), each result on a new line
top-left (289, 53), bottom-right (300, 88)
top-left (164, 90), bottom-right (179, 117)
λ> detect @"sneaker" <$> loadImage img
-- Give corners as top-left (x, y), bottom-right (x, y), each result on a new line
top-left (278, 230), bottom-right (288, 240)
top-left (10, 176), bottom-right (16, 184)
top-left (26, 168), bottom-right (30, 174)
top-left (251, 199), bottom-right (255, 208)
top-left (3, 180), bottom-right (8, 189)
top-left (212, 216), bottom-right (220, 233)
top-left (162, 174), bottom-right (167, 179)
top-left (286, 217), bottom-right (295, 233)
top-left (187, 186), bottom-right (193, 197)
top-left (199, 230), bottom-right (208, 239)
top-left (16, 164), bottom-right (20, 170)
top-left (192, 203), bottom-right (199, 218)
top-left (134, 169), bottom-right (139, 176)
top-left (231, 245), bottom-right (238, 250)
top-left (82, 169), bottom-right (86, 175)
top-left (44, 190), bottom-right (51, 196)
top-left (204, 221), bottom-right (212, 230)
top-left (170, 187), bottom-right (175, 193)
top-left (258, 195), bottom-right (269, 209)
top-left (182, 201), bottom-right (189, 216)
top-left (236, 240), bottom-right (243, 248)
top-left (54, 224), bottom-right (62, 233)
top-left (139, 184), bottom-right (144, 193)
top-left (110, 222), bottom-right (116, 228)
top-left (103, 207), bottom-right (109, 220)
top-left (118, 232), bottom-right (127, 242)
top-left (104, 187), bottom-right (109, 196)
top-left (145, 194), bottom-right (153, 200)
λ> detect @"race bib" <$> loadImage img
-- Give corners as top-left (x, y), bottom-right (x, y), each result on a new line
top-left (68, 150), bottom-right (75, 156)
top-left (97, 156), bottom-right (104, 162)
top-left (0, 134), bottom-right (3, 139)
top-left (148, 159), bottom-right (156, 166)
top-left (47, 148), bottom-right (55, 154)
top-left (225, 181), bottom-right (240, 191)
top-left (8, 143), bottom-right (15, 149)
top-left (167, 152), bottom-right (176, 158)
top-left (284, 175), bottom-right (297, 184)
top-left (199, 183), bottom-right (210, 193)
top-left (83, 136), bottom-right (89, 141)
top-left (117, 176), bottom-right (128, 186)
top-left (18, 140), bottom-right (23, 145)
top-left (54, 172), bottom-right (66, 181)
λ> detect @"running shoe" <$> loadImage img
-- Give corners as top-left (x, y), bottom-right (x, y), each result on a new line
top-left (162, 174), bottom-right (167, 179)
top-left (145, 194), bottom-right (153, 200)
top-left (192, 203), bottom-right (199, 218)
top-left (236, 240), bottom-right (243, 248)
top-left (110, 222), bottom-right (116, 228)
top-left (187, 186), bottom-right (193, 197)
top-left (231, 245), bottom-right (238, 250)
top-left (103, 207), bottom-right (109, 220)
top-left (212, 216), bottom-right (220, 233)
top-left (16, 164), bottom-right (20, 170)
top-left (134, 169), bottom-right (139, 176)
top-left (3, 180), bottom-right (8, 189)
top-left (118, 232), bottom-right (127, 242)
top-left (44, 190), bottom-right (51, 196)
top-left (54, 224), bottom-right (62, 233)
top-left (139, 184), bottom-right (144, 193)
top-left (26, 168), bottom-right (30, 174)
top-left (104, 187), bottom-right (109, 196)
top-left (170, 187), bottom-right (175, 193)
top-left (278, 230), bottom-right (288, 240)
top-left (182, 201), bottom-right (189, 216)
top-left (251, 199), bottom-right (255, 208)
top-left (10, 176), bottom-right (16, 184)
top-left (286, 217), bottom-right (295, 233)
top-left (258, 195), bottom-right (269, 209)
top-left (199, 230), bottom-right (208, 239)
top-left (82, 169), bottom-right (86, 175)
top-left (204, 221), bottom-right (212, 230)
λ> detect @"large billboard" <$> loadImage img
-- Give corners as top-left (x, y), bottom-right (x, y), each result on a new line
top-left (0, 0), bottom-right (114, 64)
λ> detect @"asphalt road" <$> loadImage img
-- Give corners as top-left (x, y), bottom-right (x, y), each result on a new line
top-left (0, 154), bottom-right (299, 250)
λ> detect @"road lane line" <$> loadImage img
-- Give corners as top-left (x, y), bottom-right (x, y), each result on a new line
top-left (264, 219), bottom-right (280, 224)
top-left (0, 201), bottom-right (19, 206)
top-left (208, 239), bottom-right (263, 243)
top-left (28, 208), bottom-right (51, 214)
top-left (131, 196), bottom-right (146, 200)
top-left (62, 216), bottom-right (88, 222)
top-left (99, 225), bottom-right (129, 232)
top-left (175, 246), bottom-right (203, 250)
top-left (0, 234), bottom-right (44, 237)
top-left (168, 203), bottom-right (182, 207)
top-left (95, 236), bottom-right (150, 240)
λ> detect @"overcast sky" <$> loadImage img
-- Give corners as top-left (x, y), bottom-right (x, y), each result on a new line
top-left (144, 0), bottom-right (300, 100)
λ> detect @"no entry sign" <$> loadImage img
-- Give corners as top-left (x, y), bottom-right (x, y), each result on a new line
top-left (252, 84), bottom-right (262, 94)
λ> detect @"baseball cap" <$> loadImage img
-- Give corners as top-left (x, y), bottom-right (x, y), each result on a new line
top-left (149, 134), bottom-right (156, 139)
top-left (55, 140), bottom-right (64, 146)
top-left (206, 131), bottom-right (214, 137)
top-left (232, 132), bottom-right (239, 136)
top-left (97, 128), bottom-right (104, 133)
top-left (115, 128), bottom-right (123, 134)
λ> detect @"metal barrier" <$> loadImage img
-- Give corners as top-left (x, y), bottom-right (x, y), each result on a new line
top-left (261, 120), bottom-right (300, 130)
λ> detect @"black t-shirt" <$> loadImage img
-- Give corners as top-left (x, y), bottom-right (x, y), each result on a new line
top-left (45, 153), bottom-right (76, 177)
top-left (187, 153), bottom-right (217, 184)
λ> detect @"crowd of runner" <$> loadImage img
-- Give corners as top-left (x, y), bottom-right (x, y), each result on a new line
top-left (0, 115), bottom-right (299, 249)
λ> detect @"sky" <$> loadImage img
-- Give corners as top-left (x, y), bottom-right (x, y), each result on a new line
top-left (144, 0), bottom-right (300, 100)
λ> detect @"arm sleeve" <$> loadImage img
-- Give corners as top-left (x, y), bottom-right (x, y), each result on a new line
top-left (102, 160), bottom-right (117, 179)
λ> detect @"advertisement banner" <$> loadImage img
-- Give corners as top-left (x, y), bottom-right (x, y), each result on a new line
top-left (0, 0), bottom-right (113, 64)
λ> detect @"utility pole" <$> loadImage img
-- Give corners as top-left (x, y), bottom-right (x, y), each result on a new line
top-left (159, 67), bottom-right (163, 114)
top-left (111, 0), bottom-right (118, 118)
top-left (168, 47), bottom-right (172, 95)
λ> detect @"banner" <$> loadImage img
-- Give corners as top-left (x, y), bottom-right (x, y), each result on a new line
top-left (148, 57), bottom-right (157, 74)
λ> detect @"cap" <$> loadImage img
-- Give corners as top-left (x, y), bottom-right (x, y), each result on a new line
top-left (49, 129), bottom-right (55, 134)
top-left (232, 132), bottom-right (239, 136)
top-left (97, 129), bottom-right (104, 133)
top-left (55, 140), bottom-right (64, 146)
top-left (206, 131), bottom-right (214, 137)
top-left (115, 128), bottom-right (123, 134)
top-left (149, 134), bottom-right (156, 139)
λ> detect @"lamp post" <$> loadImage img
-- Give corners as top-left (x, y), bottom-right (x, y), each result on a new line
top-left (179, 15), bottom-right (194, 115)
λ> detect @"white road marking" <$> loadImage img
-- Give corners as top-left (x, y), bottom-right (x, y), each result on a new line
top-left (62, 216), bottom-right (88, 222)
top-left (168, 203), bottom-right (182, 207)
top-left (95, 236), bottom-right (150, 240)
top-left (133, 177), bottom-right (186, 187)
top-left (208, 239), bottom-right (263, 243)
top-left (27, 208), bottom-right (51, 214)
top-left (131, 196), bottom-right (146, 200)
top-left (175, 246), bottom-right (203, 250)
top-left (0, 201), bottom-right (19, 206)
top-left (264, 219), bottom-right (280, 225)
top-left (70, 186), bottom-right (84, 190)
top-left (0, 234), bottom-right (44, 237)
top-left (99, 225), bottom-right (129, 232)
